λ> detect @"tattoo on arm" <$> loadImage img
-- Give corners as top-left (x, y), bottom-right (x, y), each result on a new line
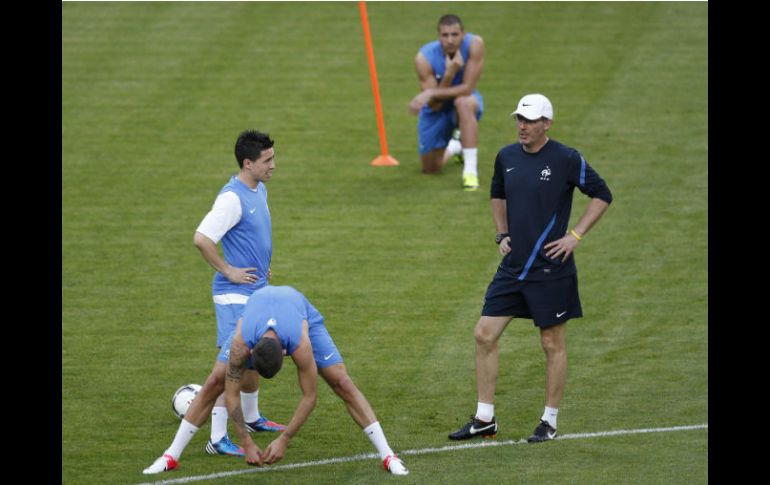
top-left (226, 342), bottom-right (248, 384)
top-left (226, 361), bottom-right (243, 384)
top-left (225, 342), bottom-right (248, 431)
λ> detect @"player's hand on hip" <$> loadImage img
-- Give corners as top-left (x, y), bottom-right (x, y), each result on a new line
top-left (498, 236), bottom-right (512, 256)
top-left (544, 235), bottom-right (579, 262)
top-left (227, 267), bottom-right (259, 284)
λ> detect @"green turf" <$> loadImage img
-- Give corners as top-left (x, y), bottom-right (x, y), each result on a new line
top-left (62, 2), bottom-right (707, 484)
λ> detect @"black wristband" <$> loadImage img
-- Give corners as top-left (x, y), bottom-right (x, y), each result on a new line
top-left (495, 233), bottom-right (509, 244)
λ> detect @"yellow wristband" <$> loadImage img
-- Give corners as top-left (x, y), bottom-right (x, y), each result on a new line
top-left (570, 229), bottom-right (583, 241)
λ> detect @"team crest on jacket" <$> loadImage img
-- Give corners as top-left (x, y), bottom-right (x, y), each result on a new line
top-left (540, 166), bottom-right (552, 181)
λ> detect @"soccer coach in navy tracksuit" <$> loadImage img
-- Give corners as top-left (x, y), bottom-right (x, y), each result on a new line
top-left (449, 93), bottom-right (613, 444)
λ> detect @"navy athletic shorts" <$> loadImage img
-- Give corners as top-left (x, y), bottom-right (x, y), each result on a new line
top-left (481, 269), bottom-right (583, 328)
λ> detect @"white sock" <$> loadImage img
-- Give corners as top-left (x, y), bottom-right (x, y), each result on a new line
top-left (165, 419), bottom-right (199, 460)
top-left (541, 406), bottom-right (558, 429)
top-left (475, 402), bottom-right (495, 422)
top-left (241, 390), bottom-right (260, 423)
top-left (444, 138), bottom-right (462, 158)
top-left (210, 406), bottom-right (228, 442)
top-left (462, 147), bottom-right (478, 176)
top-left (363, 421), bottom-right (394, 460)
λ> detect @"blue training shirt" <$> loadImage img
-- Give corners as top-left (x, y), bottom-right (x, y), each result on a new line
top-left (212, 176), bottom-right (272, 296)
top-left (490, 139), bottom-right (613, 281)
top-left (240, 286), bottom-right (324, 356)
top-left (419, 32), bottom-right (480, 114)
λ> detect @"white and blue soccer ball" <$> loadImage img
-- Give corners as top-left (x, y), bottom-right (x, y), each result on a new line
top-left (171, 384), bottom-right (201, 419)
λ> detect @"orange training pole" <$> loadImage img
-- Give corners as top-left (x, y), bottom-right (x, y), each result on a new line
top-left (359, 1), bottom-right (399, 166)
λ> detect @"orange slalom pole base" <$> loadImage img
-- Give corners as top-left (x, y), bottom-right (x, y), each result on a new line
top-left (370, 154), bottom-right (400, 166)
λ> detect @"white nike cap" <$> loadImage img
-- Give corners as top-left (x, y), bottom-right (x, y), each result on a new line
top-left (511, 93), bottom-right (553, 120)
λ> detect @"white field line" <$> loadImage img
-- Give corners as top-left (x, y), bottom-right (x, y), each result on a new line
top-left (134, 423), bottom-right (708, 485)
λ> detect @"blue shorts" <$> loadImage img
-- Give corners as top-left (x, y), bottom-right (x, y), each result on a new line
top-left (216, 321), bottom-right (344, 370)
top-left (417, 91), bottom-right (483, 155)
top-left (214, 301), bottom-right (246, 347)
top-left (481, 269), bottom-right (582, 328)
top-left (307, 321), bottom-right (344, 369)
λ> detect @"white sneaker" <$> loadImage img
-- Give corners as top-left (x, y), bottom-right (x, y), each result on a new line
top-left (142, 453), bottom-right (179, 474)
top-left (383, 454), bottom-right (409, 475)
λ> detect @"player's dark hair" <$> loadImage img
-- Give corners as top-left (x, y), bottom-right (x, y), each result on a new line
top-left (437, 14), bottom-right (463, 31)
top-left (234, 130), bottom-right (274, 168)
top-left (251, 337), bottom-right (283, 379)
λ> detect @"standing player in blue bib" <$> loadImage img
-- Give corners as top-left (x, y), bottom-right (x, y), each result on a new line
top-left (143, 285), bottom-right (409, 476)
top-left (448, 94), bottom-right (613, 443)
top-left (409, 14), bottom-right (485, 190)
top-left (192, 130), bottom-right (285, 458)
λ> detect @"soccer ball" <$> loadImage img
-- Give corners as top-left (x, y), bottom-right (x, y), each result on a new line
top-left (171, 384), bottom-right (201, 419)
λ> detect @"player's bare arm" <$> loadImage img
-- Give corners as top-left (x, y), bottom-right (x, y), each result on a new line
top-left (409, 52), bottom-right (439, 114)
top-left (262, 321), bottom-right (318, 464)
top-left (194, 231), bottom-right (259, 284)
top-left (424, 51), bottom-right (464, 110)
top-left (545, 198), bottom-right (610, 262)
top-left (224, 319), bottom-right (263, 466)
top-left (571, 198), bottom-right (610, 237)
top-left (409, 35), bottom-right (484, 115)
top-left (434, 35), bottom-right (484, 100)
